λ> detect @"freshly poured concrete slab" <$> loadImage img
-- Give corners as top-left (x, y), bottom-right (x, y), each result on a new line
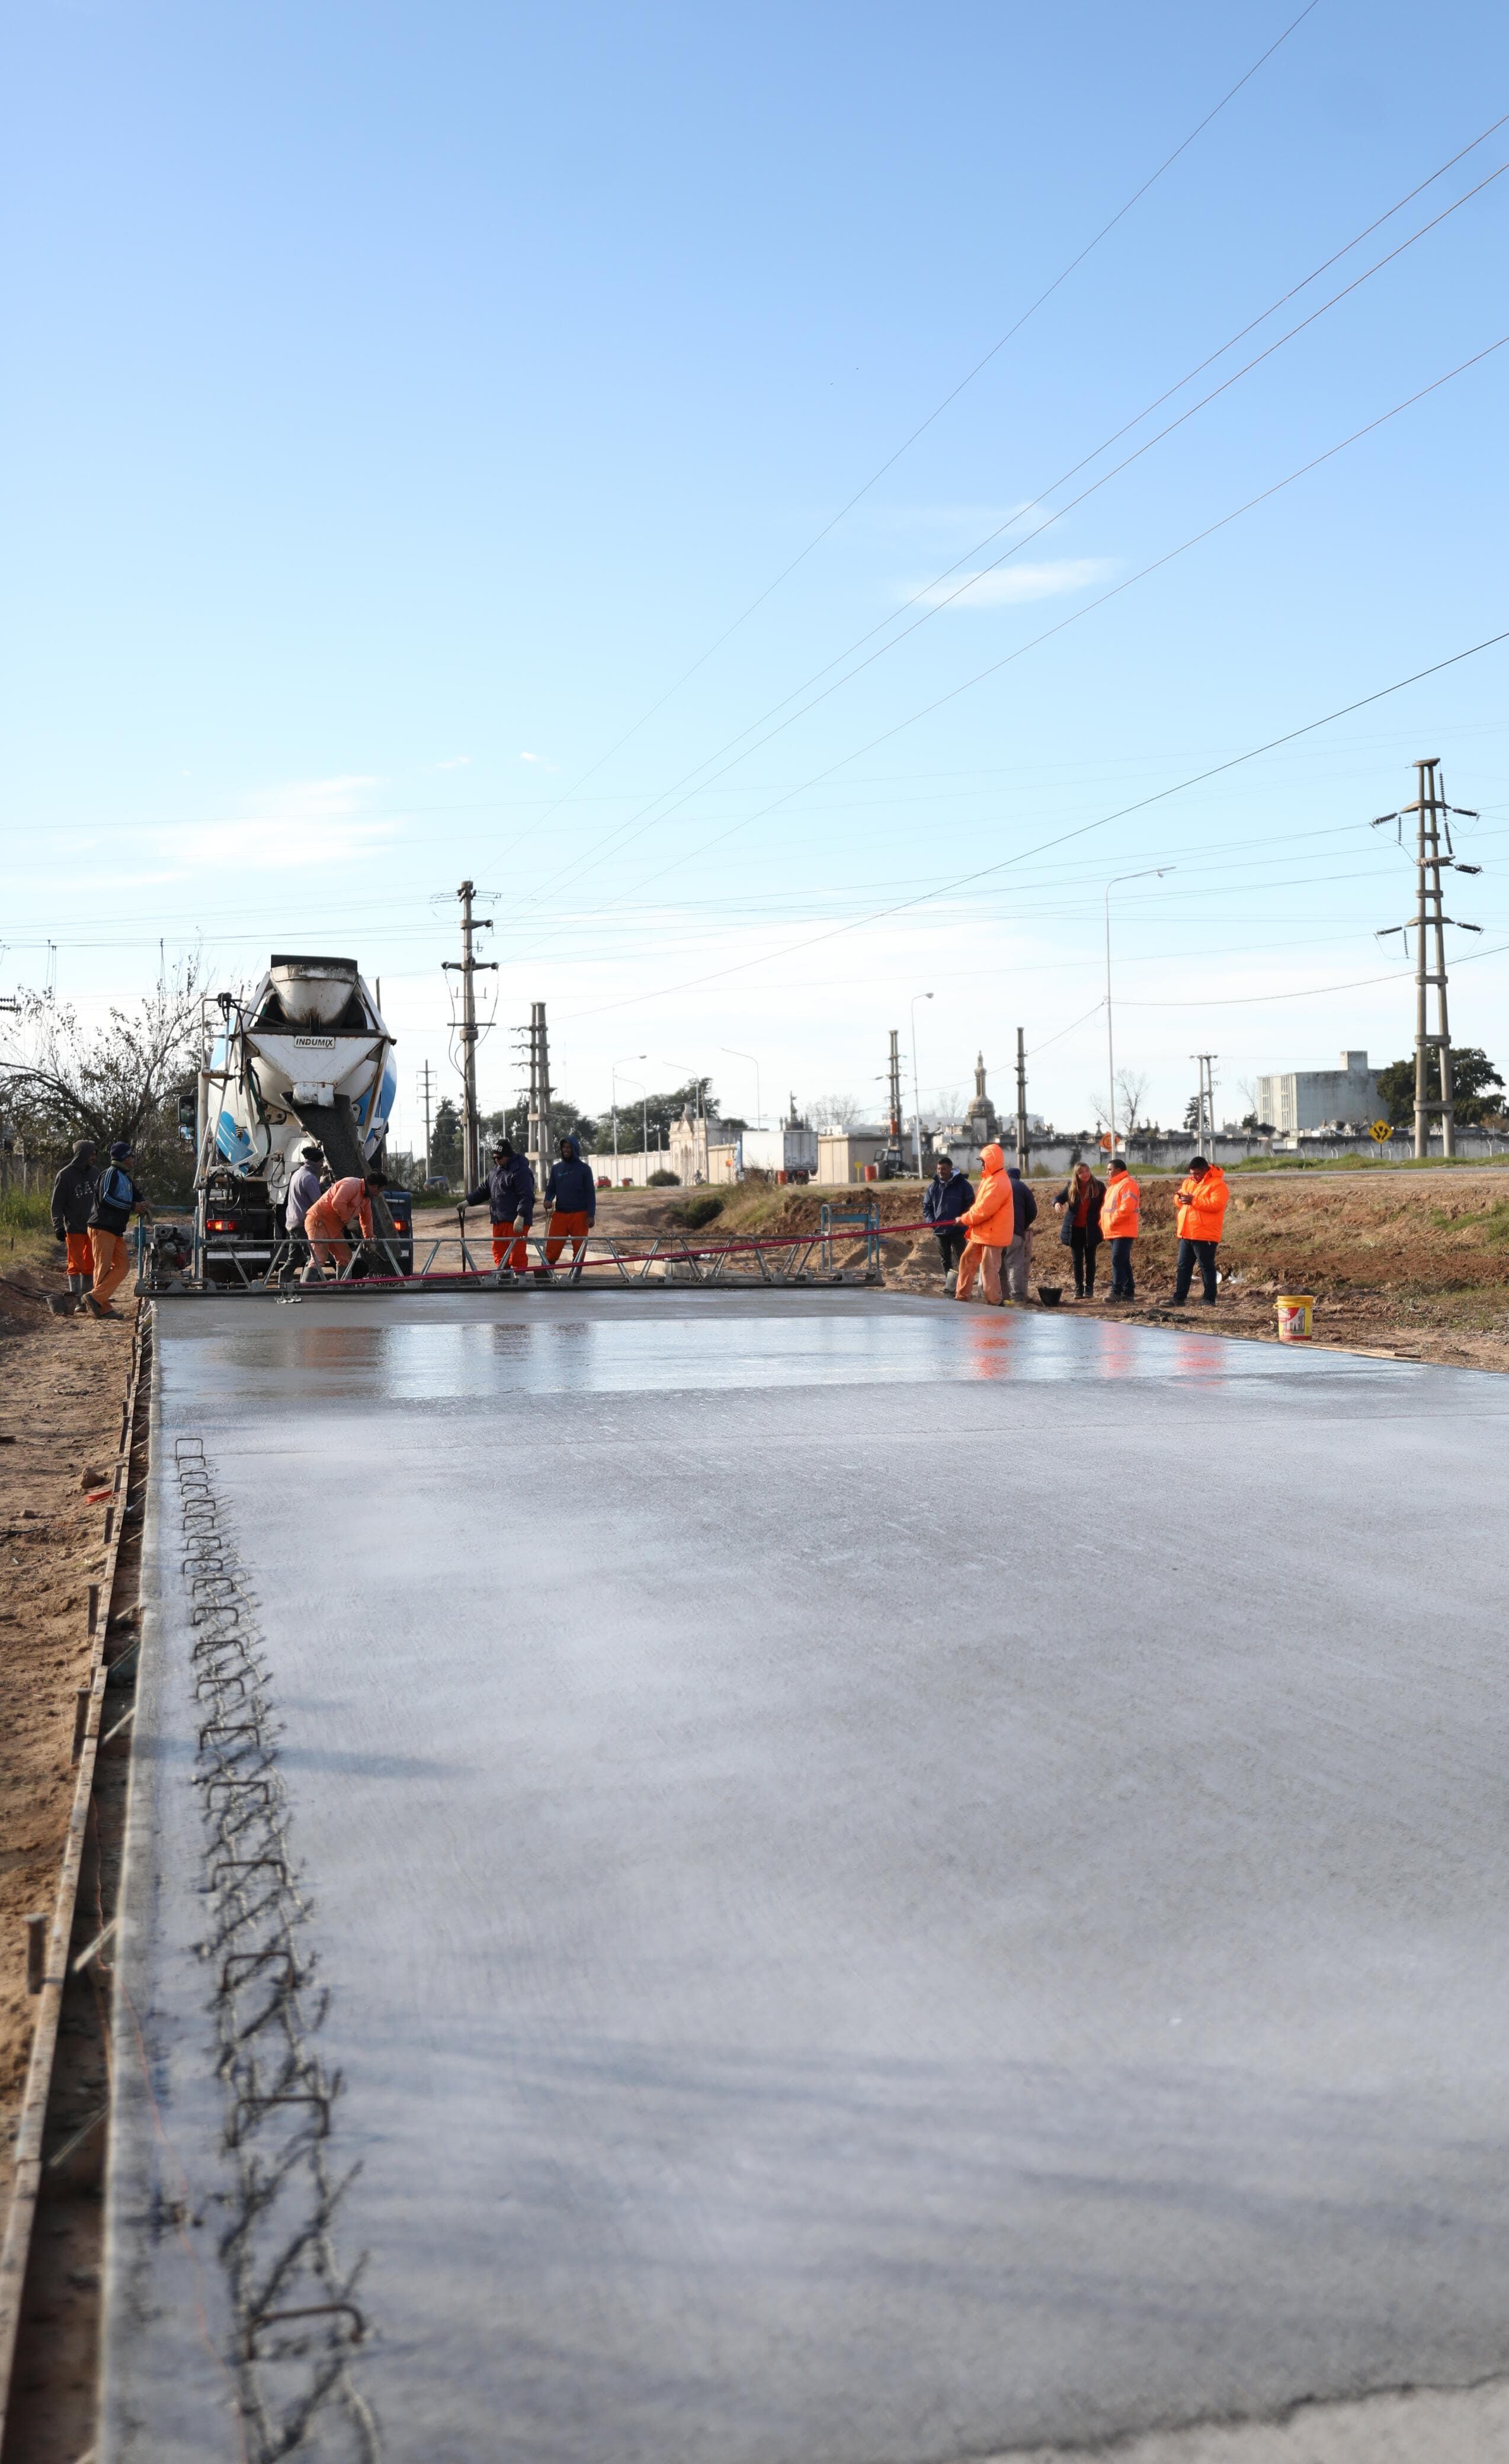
top-left (105, 1292), bottom-right (1509, 2463)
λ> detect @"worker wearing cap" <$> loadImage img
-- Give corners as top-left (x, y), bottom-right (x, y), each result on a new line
top-left (954, 1140), bottom-right (1015, 1305)
top-left (543, 1131), bottom-right (595, 1268)
top-left (86, 1141), bottom-right (152, 1318)
top-left (284, 1143), bottom-right (325, 1233)
top-left (1100, 1156), bottom-right (1141, 1301)
top-left (1168, 1155), bottom-right (1229, 1306)
top-left (51, 1138), bottom-right (98, 1311)
top-left (464, 1139), bottom-right (536, 1273)
top-left (303, 1170), bottom-right (384, 1276)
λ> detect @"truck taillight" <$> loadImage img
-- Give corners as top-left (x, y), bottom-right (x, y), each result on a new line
top-left (206, 1216), bottom-right (236, 1231)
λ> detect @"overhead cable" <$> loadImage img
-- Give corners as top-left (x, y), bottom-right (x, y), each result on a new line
top-left (518, 2), bottom-right (1324, 835)
top-left (559, 624), bottom-right (1509, 1021)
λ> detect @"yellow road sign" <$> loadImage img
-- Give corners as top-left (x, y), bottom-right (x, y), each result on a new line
top-left (1370, 1121), bottom-right (1392, 1143)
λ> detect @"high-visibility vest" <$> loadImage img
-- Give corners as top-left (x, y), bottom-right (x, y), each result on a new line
top-left (1175, 1167), bottom-right (1229, 1241)
top-left (962, 1146), bottom-right (1014, 1245)
top-left (1101, 1172), bottom-right (1140, 1237)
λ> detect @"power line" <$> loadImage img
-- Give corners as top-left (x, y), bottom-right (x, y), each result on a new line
top-left (566, 334), bottom-right (1508, 924)
top-left (559, 625), bottom-right (1509, 1021)
top-left (517, 2), bottom-right (1324, 835)
top-left (518, 123), bottom-right (1509, 911)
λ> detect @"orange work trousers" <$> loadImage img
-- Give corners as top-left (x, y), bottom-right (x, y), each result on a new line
top-left (491, 1227), bottom-right (528, 1272)
top-left (65, 1232), bottom-right (94, 1284)
top-left (89, 1228), bottom-right (132, 1311)
top-left (544, 1209), bottom-right (591, 1265)
top-left (309, 1237), bottom-right (351, 1272)
top-left (955, 1241), bottom-right (1004, 1305)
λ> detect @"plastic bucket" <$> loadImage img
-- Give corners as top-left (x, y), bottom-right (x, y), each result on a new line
top-left (1276, 1293), bottom-right (1314, 1342)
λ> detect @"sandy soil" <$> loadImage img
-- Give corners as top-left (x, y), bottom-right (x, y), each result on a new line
top-left (0, 1239), bottom-right (134, 2209)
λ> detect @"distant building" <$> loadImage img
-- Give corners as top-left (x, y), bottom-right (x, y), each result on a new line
top-left (1256, 1050), bottom-right (1382, 1133)
top-left (742, 1096), bottom-right (819, 1179)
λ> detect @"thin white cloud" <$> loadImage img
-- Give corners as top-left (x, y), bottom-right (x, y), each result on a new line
top-left (908, 558), bottom-right (1114, 610)
top-left (148, 776), bottom-right (396, 874)
top-left (437, 754), bottom-right (471, 770)
top-left (520, 749), bottom-right (551, 767)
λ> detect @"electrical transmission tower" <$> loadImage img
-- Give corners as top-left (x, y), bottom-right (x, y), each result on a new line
top-left (512, 1003), bottom-right (553, 1192)
top-left (1373, 758), bottom-right (1482, 1158)
top-left (416, 1060), bottom-right (435, 1182)
top-left (441, 880), bottom-right (496, 1190)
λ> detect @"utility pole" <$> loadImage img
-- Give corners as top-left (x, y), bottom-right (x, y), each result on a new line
top-left (1190, 1054), bottom-right (1217, 1159)
top-left (1373, 760), bottom-right (1481, 1158)
top-left (909, 992), bottom-right (933, 1175)
top-left (515, 1002), bottom-right (553, 1189)
top-left (417, 1061), bottom-right (435, 1181)
top-left (1015, 1028), bottom-right (1029, 1172)
top-left (442, 880), bottom-right (496, 1191)
top-left (887, 1029), bottom-right (903, 1157)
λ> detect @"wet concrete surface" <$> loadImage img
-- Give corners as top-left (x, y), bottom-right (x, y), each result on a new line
top-left (105, 1291), bottom-right (1509, 2462)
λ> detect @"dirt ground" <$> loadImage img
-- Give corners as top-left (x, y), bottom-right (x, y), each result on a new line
top-left (583, 1167), bottom-right (1509, 1369)
top-left (0, 1234), bottom-right (133, 2212)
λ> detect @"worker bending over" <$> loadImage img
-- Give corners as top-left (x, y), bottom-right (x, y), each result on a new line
top-left (464, 1139), bottom-right (536, 1273)
top-left (304, 1170), bottom-right (384, 1277)
top-left (1169, 1155), bottom-right (1229, 1306)
top-left (51, 1138), bottom-right (98, 1311)
top-left (86, 1141), bottom-right (151, 1318)
top-left (543, 1132), bottom-right (595, 1267)
top-left (955, 1141), bottom-right (1015, 1306)
top-left (1100, 1156), bottom-right (1140, 1301)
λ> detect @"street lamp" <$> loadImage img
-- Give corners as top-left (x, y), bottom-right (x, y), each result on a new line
top-left (611, 1054), bottom-right (646, 1172)
top-left (720, 1047), bottom-right (761, 1132)
top-left (909, 992), bottom-right (933, 1175)
top-left (1104, 869), bottom-right (1173, 1158)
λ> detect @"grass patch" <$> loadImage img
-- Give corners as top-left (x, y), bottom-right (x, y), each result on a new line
top-left (0, 1189), bottom-right (51, 1233)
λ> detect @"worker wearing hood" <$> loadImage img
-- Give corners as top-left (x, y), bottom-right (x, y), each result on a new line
top-left (465, 1141), bottom-right (536, 1273)
top-left (1170, 1157), bottom-right (1229, 1305)
top-left (51, 1138), bottom-right (98, 1308)
top-left (955, 1141), bottom-right (1015, 1305)
top-left (543, 1131), bottom-right (595, 1267)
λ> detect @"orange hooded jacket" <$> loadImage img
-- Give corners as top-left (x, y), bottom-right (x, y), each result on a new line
top-left (1100, 1170), bottom-right (1140, 1238)
top-left (1175, 1165), bottom-right (1229, 1242)
top-left (962, 1143), bottom-right (1015, 1247)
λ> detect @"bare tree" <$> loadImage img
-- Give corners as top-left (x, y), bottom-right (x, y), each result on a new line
top-left (0, 960), bottom-right (204, 1189)
top-left (810, 1091), bottom-right (862, 1130)
top-left (1114, 1068), bottom-right (1150, 1137)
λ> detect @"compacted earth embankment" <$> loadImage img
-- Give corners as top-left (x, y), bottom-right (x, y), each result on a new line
top-left (0, 1239), bottom-right (133, 2199)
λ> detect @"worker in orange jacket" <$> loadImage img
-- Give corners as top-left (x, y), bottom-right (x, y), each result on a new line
top-left (1100, 1156), bottom-right (1140, 1301)
top-left (955, 1141), bottom-right (1015, 1305)
top-left (304, 1171), bottom-right (383, 1277)
top-left (1169, 1155), bottom-right (1229, 1306)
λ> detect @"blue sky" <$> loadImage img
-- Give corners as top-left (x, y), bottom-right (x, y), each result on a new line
top-left (4, 0), bottom-right (1507, 1147)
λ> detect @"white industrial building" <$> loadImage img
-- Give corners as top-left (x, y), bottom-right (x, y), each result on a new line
top-left (1255, 1050), bottom-right (1382, 1134)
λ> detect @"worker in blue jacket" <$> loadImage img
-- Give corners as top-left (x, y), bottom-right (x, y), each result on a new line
top-left (464, 1140), bottom-right (536, 1273)
top-left (922, 1153), bottom-right (973, 1274)
top-left (543, 1132), bottom-right (596, 1268)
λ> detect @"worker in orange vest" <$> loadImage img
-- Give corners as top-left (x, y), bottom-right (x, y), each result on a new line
top-left (1169, 1155), bottom-right (1229, 1306)
top-left (954, 1141), bottom-right (1015, 1305)
top-left (1100, 1156), bottom-right (1140, 1300)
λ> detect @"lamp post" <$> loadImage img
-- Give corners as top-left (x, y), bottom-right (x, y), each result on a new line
top-left (611, 1054), bottom-right (646, 1175)
top-left (1104, 868), bottom-right (1173, 1158)
top-left (909, 992), bottom-right (934, 1175)
top-left (720, 1047), bottom-right (762, 1131)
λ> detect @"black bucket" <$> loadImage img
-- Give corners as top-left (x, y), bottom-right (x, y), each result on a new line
top-left (1036, 1285), bottom-right (1063, 1307)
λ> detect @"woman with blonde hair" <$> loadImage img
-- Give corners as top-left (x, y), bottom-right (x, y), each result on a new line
top-left (1052, 1159), bottom-right (1105, 1300)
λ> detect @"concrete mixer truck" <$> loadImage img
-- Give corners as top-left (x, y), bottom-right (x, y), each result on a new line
top-left (191, 954), bottom-right (412, 1286)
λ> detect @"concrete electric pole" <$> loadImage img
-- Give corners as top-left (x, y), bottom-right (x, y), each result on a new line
top-left (1015, 1028), bottom-right (1029, 1172)
top-left (516, 1002), bottom-right (553, 1189)
top-left (417, 1060), bottom-right (435, 1182)
top-left (442, 880), bottom-right (497, 1192)
top-left (1190, 1054), bottom-right (1217, 1159)
top-left (1374, 760), bottom-right (1482, 1159)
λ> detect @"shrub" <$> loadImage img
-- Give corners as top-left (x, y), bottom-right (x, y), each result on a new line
top-left (648, 1168), bottom-right (680, 1186)
top-left (672, 1195), bottom-right (725, 1229)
